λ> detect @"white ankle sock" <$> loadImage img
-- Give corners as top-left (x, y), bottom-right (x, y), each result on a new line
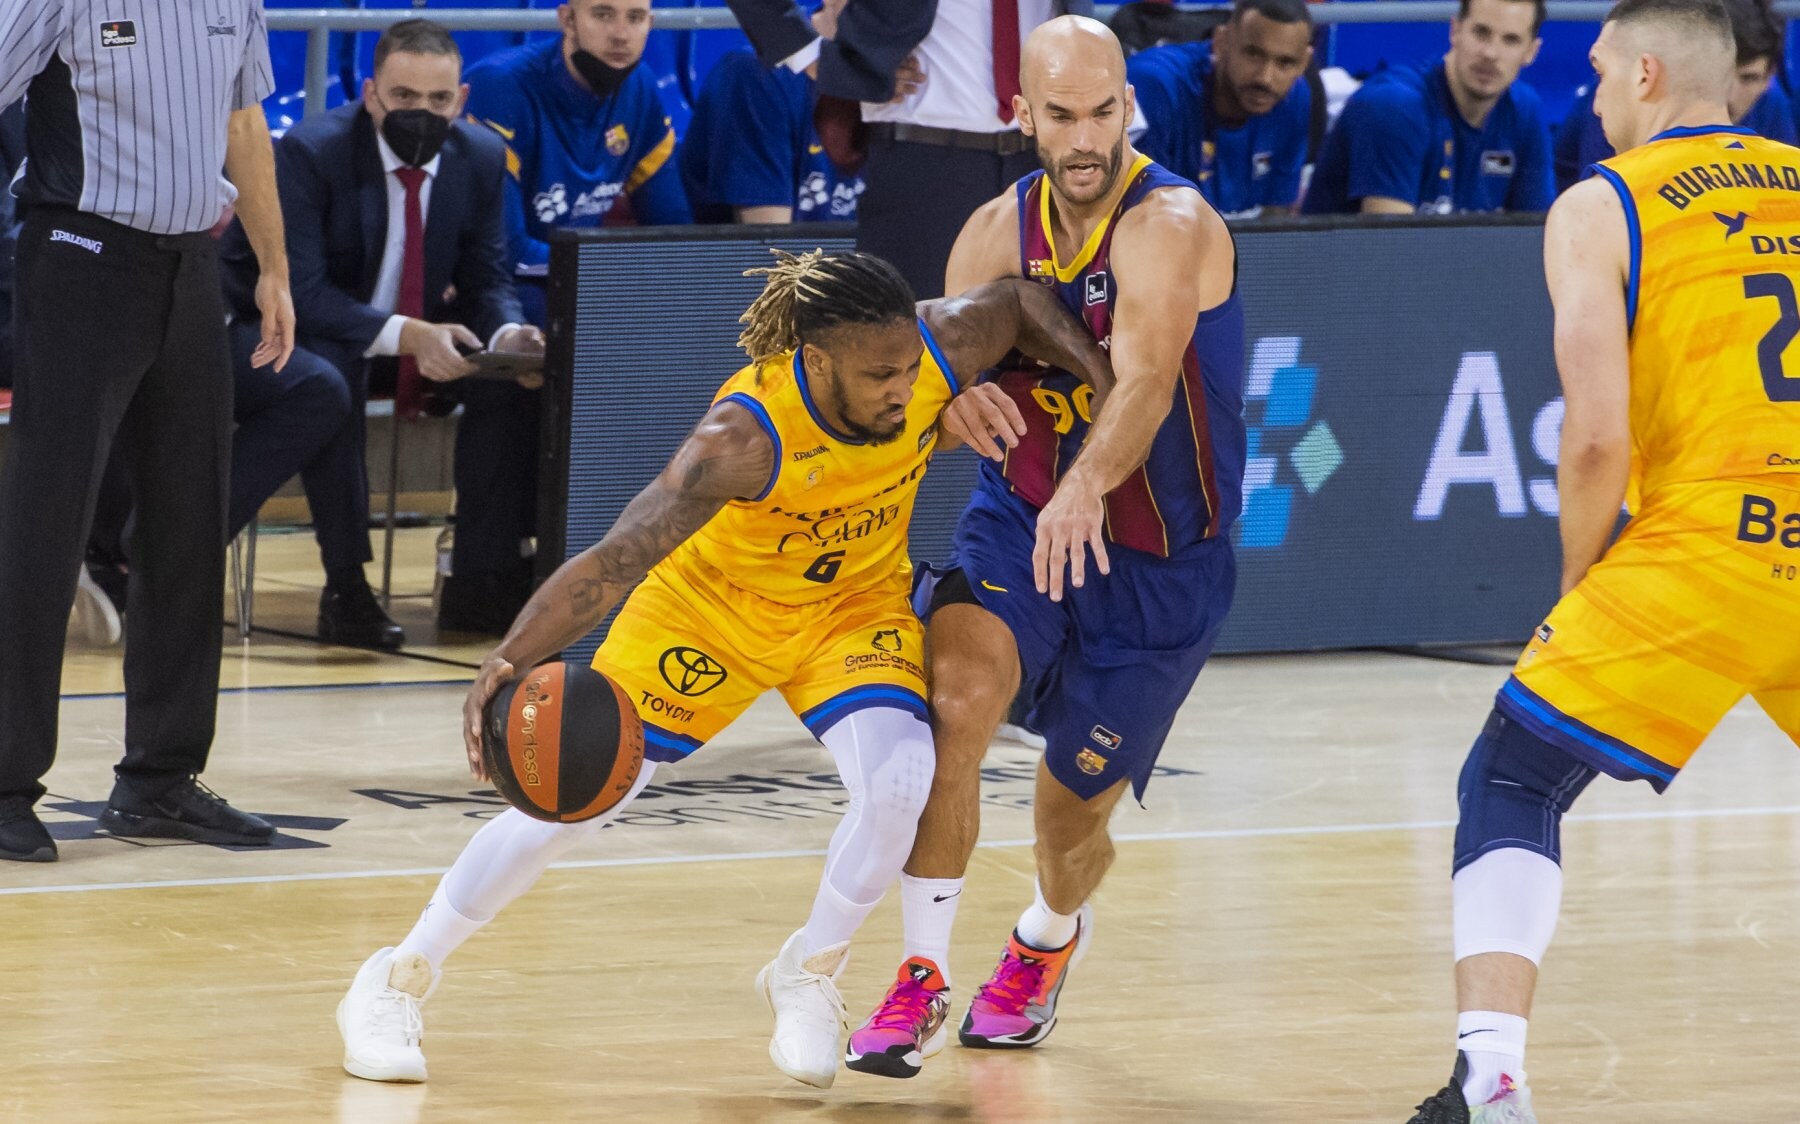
top-left (1458, 1009), bottom-right (1528, 1105)
top-left (396, 883), bottom-right (486, 972)
top-left (900, 873), bottom-right (962, 985)
top-left (801, 879), bottom-right (879, 957)
top-left (1015, 880), bottom-right (1078, 950)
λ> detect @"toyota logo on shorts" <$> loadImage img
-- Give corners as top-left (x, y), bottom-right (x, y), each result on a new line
top-left (659, 647), bottom-right (728, 697)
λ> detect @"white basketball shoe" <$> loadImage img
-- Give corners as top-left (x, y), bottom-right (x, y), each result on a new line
top-left (755, 929), bottom-right (849, 1088)
top-left (338, 947), bottom-right (438, 1083)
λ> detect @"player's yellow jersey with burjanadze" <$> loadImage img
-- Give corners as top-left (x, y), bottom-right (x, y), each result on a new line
top-left (660, 319), bottom-right (961, 605)
top-left (1594, 126), bottom-right (1800, 506)
top-left (1498, 126), bottom-right (1800, 791)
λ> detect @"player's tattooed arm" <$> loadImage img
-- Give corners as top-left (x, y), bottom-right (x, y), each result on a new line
top-left (461, 403), bottom-right (772, 775)
top-left (920, 280), bottom-right (1116, 461)
top-left (922, 279), bottom-right (1116, 398)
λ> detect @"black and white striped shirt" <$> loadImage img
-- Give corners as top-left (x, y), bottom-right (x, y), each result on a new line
top-left (0, 0), bottom-right (274, 235)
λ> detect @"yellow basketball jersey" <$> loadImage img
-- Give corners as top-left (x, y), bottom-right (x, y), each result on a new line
top-left (1594, 126), bottom-right (1800, 507)
top-left (663, 320), bottom-right (960, 606)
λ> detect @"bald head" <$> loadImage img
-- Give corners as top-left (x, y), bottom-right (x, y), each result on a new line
top-left (1020, 15), bottom-right (1127, 100)
top-left (1017, 16), bottom-right (1136, 206)
top-left (1590, 0), bottom-right (1734, 150)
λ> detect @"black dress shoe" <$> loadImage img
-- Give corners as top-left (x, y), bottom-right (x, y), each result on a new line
top-left (437, 567), bottom-right (532, 636)
top-left (0, 796), bottom-right (56, 862)
top-left (318, 581), bottom-right (406, 651)
top-left (97, 776), bottom-right (275, 846)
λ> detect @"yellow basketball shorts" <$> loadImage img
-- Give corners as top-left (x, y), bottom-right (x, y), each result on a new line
top-left (592, 559), bottom-right (928, 762)
top-left (1498, 481), bottom-right (1800, 791)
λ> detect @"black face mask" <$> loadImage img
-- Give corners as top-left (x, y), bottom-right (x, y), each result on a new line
top-left (378, 104), bottom-right (453, 167)
top-left (570, 49), bottom-right (637, 100)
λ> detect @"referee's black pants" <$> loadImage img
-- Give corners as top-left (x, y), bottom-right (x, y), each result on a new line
top-left (856, 136), bottom-right (1040, 301)
top-left (0, 209), bottom-right (231, 803)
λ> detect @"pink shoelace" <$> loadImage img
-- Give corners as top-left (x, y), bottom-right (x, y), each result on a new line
top-left (977, 952), bottom-right (1046, 1013)
top-left (868, 978), bottom-right (938, 1032)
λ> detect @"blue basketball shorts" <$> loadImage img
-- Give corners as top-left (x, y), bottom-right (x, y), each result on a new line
top-left (920, 482), bottom-right (1236, 800)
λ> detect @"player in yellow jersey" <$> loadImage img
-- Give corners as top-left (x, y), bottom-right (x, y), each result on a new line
top-left (334, 250), bottom-right (1111, 1089)
top-left (1409, 1), bottom-right (1800, 1120)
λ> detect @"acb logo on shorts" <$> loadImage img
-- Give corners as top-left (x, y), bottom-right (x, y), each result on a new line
top-left (659, 647), bottom-right (727, 697)
top-left (1089, 725), bottom-right (1122, 751)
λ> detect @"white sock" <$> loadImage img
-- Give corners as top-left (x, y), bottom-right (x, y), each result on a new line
top-left (395, 763), bottom-right (658, 972)
top-left (1458, 1010), bottom-right (1528, 1106)
top-left (1015, 880), bottom-right (1078, 950)
top-left (802, 879), bottom-right (879, 957)
top-left (801, 708), bottom-right (935, 955)
top-left (395, 882), bottom-right (485, 972)
top-left (900, 873), bottom-right (962, 985)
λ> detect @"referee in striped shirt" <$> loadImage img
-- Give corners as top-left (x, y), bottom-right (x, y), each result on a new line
top-left (0, 0), bottom-right (295, 862)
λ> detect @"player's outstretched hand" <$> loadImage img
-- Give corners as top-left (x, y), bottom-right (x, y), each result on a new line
top-left (463, 655), bottom-right (517, 781)
top-left (1033, 482), bottom-right (1109, 603)
top-left (941, 383), bottom-right (1026, 461)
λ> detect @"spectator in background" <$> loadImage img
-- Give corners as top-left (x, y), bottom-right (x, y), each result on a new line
top-left (1126, 0), bottom-right (1313, 219)
top-left (1553, 0), bottom-right (1792, 191)
top-left (728, 0), bottom-right (933, 103)
top-left (452, 0), bottom-right (690, 634)
top-left (218, 19), bottom-right (536, 650)
top-left (680, 46), bottom-right (864, 223)
top-left (466, 0), bottom-right (690, 313)
top-left (1303, 0), bottom-right (1553, 215)
top-left (727, 0), bottom-right (1093, 299)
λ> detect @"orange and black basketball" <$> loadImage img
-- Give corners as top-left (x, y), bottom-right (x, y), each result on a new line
top-left (480, 662), bottom-right (645, 823)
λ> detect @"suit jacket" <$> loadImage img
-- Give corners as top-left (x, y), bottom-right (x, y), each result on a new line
top-left (727, 0), bottom-right (1094, 104)
top-left (221, 102), bottom-right (523, 353)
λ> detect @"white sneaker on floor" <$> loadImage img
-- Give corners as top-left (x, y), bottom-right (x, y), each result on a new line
top-left (68, 567), bottom-right (121, 648)
top-left (338, 947), bottom-right (438, 1083)
top-left (996, 723), bottom-right (1046, 751)
top-left (1471, 1076), bottom-right (1537, 1124)
top-left (755, 929), bottom-right (849, 1088)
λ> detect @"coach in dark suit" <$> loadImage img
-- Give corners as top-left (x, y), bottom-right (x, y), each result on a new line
top-left (220, 20), bottom-right (538, 649)
top-left (726, 0), bottom-right (935, 102)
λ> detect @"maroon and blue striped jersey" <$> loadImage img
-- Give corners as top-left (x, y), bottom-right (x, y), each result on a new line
top-left (980, 155), bottom-right (1246, 558)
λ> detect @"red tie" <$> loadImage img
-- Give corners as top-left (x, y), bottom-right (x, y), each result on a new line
top-left (393, 165), bottom-right (428, 420)
top-left (993, 0), bottom-right (1021, 125)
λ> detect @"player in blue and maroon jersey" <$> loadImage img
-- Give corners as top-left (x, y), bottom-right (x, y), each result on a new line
top-left (840, 15), bottom-right (1246, 1076)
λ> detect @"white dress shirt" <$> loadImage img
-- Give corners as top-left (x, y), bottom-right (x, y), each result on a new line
top-left (365, 131), bottom-right (519, 357)
top-left (861, 0), bottom-right (1054, 134)
top-left (365, 133), bottom-right (441, 358)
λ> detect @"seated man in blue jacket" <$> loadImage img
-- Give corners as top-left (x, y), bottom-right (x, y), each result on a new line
top-left (1553, 0), bottom-right (1794, 192)
top-left (456, 0), bottom-right (690, 632)
top-left (1126, 0), bottom-right (1314, 219)
top-left (1303, 0), bottom-right (1554, 215)
top-left (466, 0), bottom-right (691, 300)
top-left (680, 46), bottom-right (864, 224)
top-left (220, 20), bottom-right (537, 649)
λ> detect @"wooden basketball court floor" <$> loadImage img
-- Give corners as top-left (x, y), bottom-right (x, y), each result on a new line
top-left (13, 527), bottom-right (1800, 1122)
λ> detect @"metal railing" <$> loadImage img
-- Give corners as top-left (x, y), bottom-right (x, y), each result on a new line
top-left (268, 2), bottom-right (1800, 119)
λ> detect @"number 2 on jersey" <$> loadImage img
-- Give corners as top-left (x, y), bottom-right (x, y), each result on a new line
top-left (1743, 273), bottom-right (1800, 402)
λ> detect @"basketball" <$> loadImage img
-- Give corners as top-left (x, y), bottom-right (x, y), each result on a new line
top-left (480, 662), bottom-right (645, 824)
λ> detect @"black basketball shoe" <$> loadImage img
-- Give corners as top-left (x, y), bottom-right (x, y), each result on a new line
top-left (98, 776), bottom-right (274, 846)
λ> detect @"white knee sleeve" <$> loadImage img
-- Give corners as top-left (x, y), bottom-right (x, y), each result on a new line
top-left (798, 708), bottom-right (935, 952)
top-left (442, 760), bottom-right (658, 923)
top-left (1452, 846), bottom-right (1564, 965)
